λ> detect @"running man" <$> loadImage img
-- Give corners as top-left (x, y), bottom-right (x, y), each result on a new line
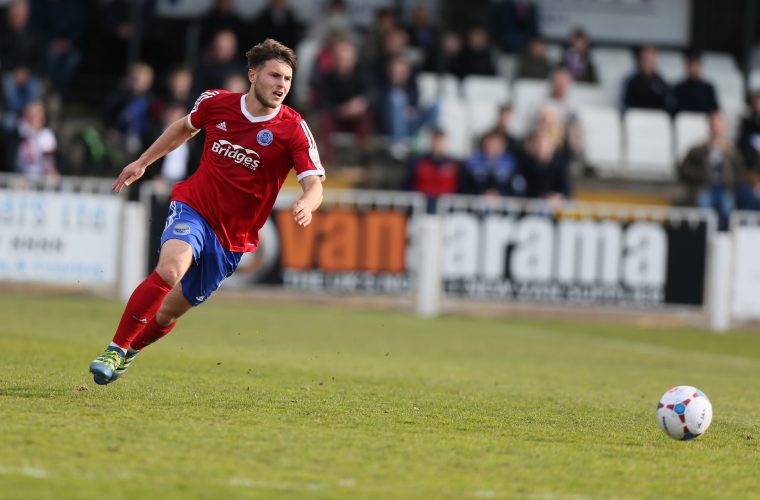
top-left (89, 39), bottom-right (324, 385)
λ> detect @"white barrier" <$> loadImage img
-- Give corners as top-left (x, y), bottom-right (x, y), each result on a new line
top-left (729, 211), bottom-right (760, 321)
top-left (0, 188), bottom-right (122, 286)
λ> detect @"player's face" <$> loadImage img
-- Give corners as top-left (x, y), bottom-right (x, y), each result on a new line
top-left (249, 59), bottom-right (293, 109)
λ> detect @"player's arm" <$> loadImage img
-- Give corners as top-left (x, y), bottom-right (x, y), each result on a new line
top-left (112, 116), bottom-right (200, 192)
top-left (292, 175), bottom-right (323, 227)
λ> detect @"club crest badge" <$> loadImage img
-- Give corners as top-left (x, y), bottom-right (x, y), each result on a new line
top-left (257, 129), bottom-right (273, 146)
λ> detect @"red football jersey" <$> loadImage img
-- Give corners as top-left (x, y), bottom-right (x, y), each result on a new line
top-left (171, 89), bottom-right (325, 252)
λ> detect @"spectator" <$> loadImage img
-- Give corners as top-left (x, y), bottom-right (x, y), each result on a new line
top-left (154, 102), bottom-right (196, 184)
top-left (738, 92), bottom-right (760, 170)
top-left (223, 73), bottom-right (249, 93)
top-left (406, 5), bottom-right (439, 67)
top-left (0, 0), bottom-right (44, 130)
top-left (548, 68), bottom-right (572, 105)
top-left (199, 0), bottom-right (246, 52)
top-left (521, 129), bottom-right (571, 201)
top-left (251, 0), bottom-right (303, 50)
top-left (317, 39), bottom-right (373, 163)
top-left (154, 66), bottom-right (195, 116)
top-left (30, 0), bottom-right (85, 95)
top-left (405, 129), bottom-right (468, 212)
top-left (423, 31), bottom-right (464, 76)
top-left (14, 101), bottom-right (58, 179)
top-left (622, 45), bottom-right (672, 112)
top-left (516, 37), bottom-right (552, 80)
top-left (491, 0), bottom-right (540, 54)
top-left (103, 62), bottom-right (156, 156)
top-left (362, 7), bottom-right (397, 67)
top-left (492, 103), bottom-right (521, 153)
top-left (380, 57), bottom-right (439, 160)
top-left (562, 28), bottom-right (597, 83)
top-left (455, 27), bottom-right (496, 79)
top-left (194, 29), bottom-right (247, 94)
top-left (464, 129), bottom-right (525, 197)
top-left (372, 27), bottom-right (413, 87)
top-left (679, 112), bottom-right (744, 230)
top-left (673, 51), bottom-right (719, 115)
top-left (307, 0), bottom-right (357, 44)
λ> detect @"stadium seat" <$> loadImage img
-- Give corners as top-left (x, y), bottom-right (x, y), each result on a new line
top-left (674, 112), bottom-right (710, 161)
top-left (546, 43), bottom-right (563, 65)
top-left (623, 109), bottom-right (675, 179)
top-left (567, 83), bottom-right (612, 108)
top-left (417, 72), bottom-right (460, 106)
top-left (462, 75), bottom-right (510, 107)
top-left (467, 100), bottom-right (502, 140)
top-left (293, 38), bottom-right (320, 106)
top-left (576, 106), bottom-right (623, 176)
top-left (436, 97), bottom-right (472, 159)
top-left (749, 67), bottom-right (760, 93)
top-left (723, 102), bottom-right (746, 142)
top-left (590, 47), bottom-right (636, 102)
top-left (658, 50), bottom-right (686, 83)
top-left (701, 52), bottom-right (744, 110)
top-left (510, 78), bottom-right (549, 138)
top-left (495, 53), bottom-right (518, 81)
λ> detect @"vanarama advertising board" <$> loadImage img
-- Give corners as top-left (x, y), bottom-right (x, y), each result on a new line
top-left (437, 196), bottom-right (716, 307)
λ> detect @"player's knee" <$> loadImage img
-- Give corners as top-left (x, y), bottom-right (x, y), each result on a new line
top-left (155, 263), bottom-right (184, 287)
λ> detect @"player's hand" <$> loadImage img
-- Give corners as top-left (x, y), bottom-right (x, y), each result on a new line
top-left (292, 199), bottom-right (313, 227)
top-left (112, 161), bottom-right (147, 192)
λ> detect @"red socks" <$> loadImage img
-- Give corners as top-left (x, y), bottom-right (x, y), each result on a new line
top-left (131, 317), bottom-right (176, 350)
top-left (111, 271), bottom-right (172, 349)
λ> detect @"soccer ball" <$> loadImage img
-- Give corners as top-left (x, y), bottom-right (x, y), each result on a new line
top-left (656, 386), bottom-right (713, 440)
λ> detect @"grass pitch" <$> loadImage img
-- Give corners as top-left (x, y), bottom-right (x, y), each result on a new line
top-left (1, 294), bottom-right (759, 499)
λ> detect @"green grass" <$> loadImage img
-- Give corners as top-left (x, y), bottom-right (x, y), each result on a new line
top-left (0, 294), bottom-right (759, 499)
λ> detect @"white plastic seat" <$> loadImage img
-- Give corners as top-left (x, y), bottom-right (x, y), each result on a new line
top-left (417, 72), bottom-right (460, 106)
top-left (462, 75), bottom-right (510, 106)
top-left (437, 97), bottom-right (472, 159)
top-left (495, 53), bottom-right (517, 80)
top-left (623, 109), bottom-right (674, 179)
top-left (510, 78), bottom-right (549, 138)
top-left (591, 47), bottom-right (636, 102)
top-left (467, 101), bottom-right (502, 140)
top-left (674, 112), bottom-right (710, 161)
top-left (567, 83), bottom-right (612, 108)
top-left (576, 106), bottom-right (623, 176)
top-left (658, 50), bottom-right (686, 83)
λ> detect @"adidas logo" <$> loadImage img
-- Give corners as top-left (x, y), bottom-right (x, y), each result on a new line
top-left (216, 121), bottom-right (228, 131)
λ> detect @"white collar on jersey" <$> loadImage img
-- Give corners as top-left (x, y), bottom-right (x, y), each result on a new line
top-left (240, 94), bottom-right (281, 123)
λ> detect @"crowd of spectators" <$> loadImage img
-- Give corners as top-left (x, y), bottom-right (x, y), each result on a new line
top-left (1, 0), bottom-right (760, 225)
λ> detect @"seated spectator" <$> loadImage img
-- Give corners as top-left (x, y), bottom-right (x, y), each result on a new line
top-left (562, 28), bottom-right (597, 83)
top-left (493, 103), bottom-right (521, 154)
top-left (623, 45), bottom-right (672, 112)
top-left (463, 129), bottom-right (525, 197)
top-left (154, 102), bottom-right (196, 184)
top-left (362, 7), bottom-right (397, 67)
top-left (516, 37), bottom-right (552, 80)
top-left (405, 129), bottom-right (468, 212)
top-left (454, 27), bottom-right (496, 79)
top-left (251, 0), bottom-right (303, 50)
top-left (521, 129), bottom-right (571, 202)
top-left (548, 68), bottom-right (572, 106)
top-left (223, 73), bottom-right (249, 93)
top-left (317, 39), bottom-right (372, 163)
top-left (674, 51), bottom-right (719, 114)
top-left (372, 27), bottom-right (413, 87)
top-left (30, 0), bottom-right (85, 95)
top-left (423, 31), bottom-right (464, 76)
top-left (194, 29), bottom-right (247, 94)
top-left (307, 0), bottom-right (357, 44)
top-left (381, 57), bottom-right (439, 160)
top-left (14, 101), bottom-right (58, 179)
top-left (406, 5), bottom-right (440, 68)
top-left (738, 92), bottom-right (760, 170)
top-left (0, 0), bottom-right (44, 131)
top-left (103, 62), bottom-right (156, 156)
top-left (199, 0), bottom-right (246, 52)
top-left (679, 112), bottom-right (744, 230)
top-left (152, 65), bottom-right (194, 118)
top-left (491, 0), bottom-right (540, 54)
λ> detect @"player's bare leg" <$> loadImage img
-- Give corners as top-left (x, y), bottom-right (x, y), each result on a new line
top-left (89, 240), bottom-right (193, 385)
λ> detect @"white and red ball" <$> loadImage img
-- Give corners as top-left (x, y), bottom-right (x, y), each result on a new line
top-left (656, 386), bottom-right (712, 440)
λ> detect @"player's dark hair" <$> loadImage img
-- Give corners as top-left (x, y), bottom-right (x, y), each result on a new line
top-left (245, 39), bottom-right (297, 72)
